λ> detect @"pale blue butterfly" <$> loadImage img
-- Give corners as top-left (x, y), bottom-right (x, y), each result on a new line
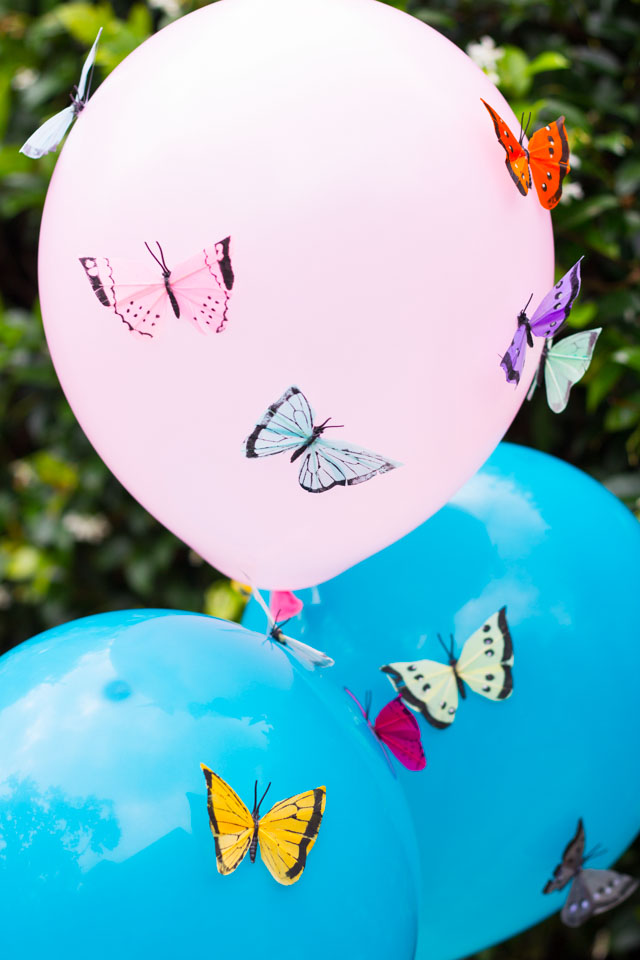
top-left (527, 328), bottom-right (602, 413)
top-left (20, 28), bottom-right (102, 159)
top-left (244, 386), bottom-right (401, 493)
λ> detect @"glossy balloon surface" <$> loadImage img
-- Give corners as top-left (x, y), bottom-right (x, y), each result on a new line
top-left (245, 442), bottom-right (640, 959)
top-left (0, 611), bottom-right (418, 959)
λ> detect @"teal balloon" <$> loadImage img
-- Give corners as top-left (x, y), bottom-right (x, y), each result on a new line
top-left (244, 442), bottom-right (640, 959)
top-left (0, 612), bottom-right (418, 959)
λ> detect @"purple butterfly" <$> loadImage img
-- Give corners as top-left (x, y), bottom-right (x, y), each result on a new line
top-left (501, 258), bottom-right (583, 385)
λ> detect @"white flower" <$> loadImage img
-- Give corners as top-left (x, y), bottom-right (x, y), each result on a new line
top-left (63, 512), bottom-right (111, 544)
top-left (147, 0), bottom-right (181, 17)
top-left (12, 67), bottom-right (38, 91)
top-left (466, 36), bottom-right (504, 85)
top-left (569, 152), bottom-right (582, 170)
top-left (560, 181), bottom-right (584, 203)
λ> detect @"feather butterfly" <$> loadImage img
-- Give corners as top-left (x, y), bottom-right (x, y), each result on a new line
top-left (201, 766), bottom-right (326, 885)
top-left (501, 258), bottom-right (583, 385)
top-left (270, 590), bottom-right (303, 620)
top-left (20, 28), bottom-right (102, 159)
top-left (527, 328), bottom-right (601, 413)
top-left (345, 688), bottom-right (426, 773)
top-left (481, 99), bottom-right (570, 209)
top-left (380, 608), bottom-right (513, 729)
top-left (79, 236), bottom-right (234, 338)
top-left (244, 385), bottom-right (401, 493)
top-left (251, 585), bottom-right (334, 670)
top-left (543, 819), bottom-right (638, 927)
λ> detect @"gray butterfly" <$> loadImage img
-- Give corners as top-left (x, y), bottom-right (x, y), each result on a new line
top-left (20, 28), bottom-right (102, 159)
top-left (543, 819), bottom-right (638, 927)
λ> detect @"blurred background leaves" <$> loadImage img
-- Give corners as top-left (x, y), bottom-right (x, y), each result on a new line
top-left (0, 0), bottom-right (639, 955)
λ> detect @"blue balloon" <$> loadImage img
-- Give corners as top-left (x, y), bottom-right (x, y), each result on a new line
top-left (0, 611), bottom-right (418, 959)
top-left (244, 442), bottom-right (640, 959)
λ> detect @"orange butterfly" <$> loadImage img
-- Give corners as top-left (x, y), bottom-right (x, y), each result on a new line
top-left (481, 99), bottom-right (570, 210)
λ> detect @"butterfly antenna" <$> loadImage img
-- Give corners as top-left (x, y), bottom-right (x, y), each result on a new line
top-left (524, 111), bottom-right (532, 138)
top-left (144, 241), bottom-right (166, 272)
top-left (522, 292), bottom-right (534, 314)
top-left (365, 690), bottom-right (372, 721)
top-left (253, 780), bottom-right (258, 812)
top-left (449, 633), bottom-right (456, 659)
top-left (256, 781), bottom-right (271, 815)
top-left (318, 417), bottom-right (344, 431)
top-left (584, 843), bottom-right (607, 864)
top-left (436, 633), bottom-right (450, 657)
top-left (155, 242), bottom-right (170, 273)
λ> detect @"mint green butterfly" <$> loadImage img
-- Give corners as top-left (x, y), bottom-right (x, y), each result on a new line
top-left (527, 329), bottom-right (602, 414)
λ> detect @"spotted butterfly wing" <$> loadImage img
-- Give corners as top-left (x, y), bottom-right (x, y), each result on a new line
top-left (528, 119), bottom-right (570, 210)
top-left (481, 99), bottom-right (531, 196)
top-left (528, 258), bottom-right (583, 339)
top-left (544, 819), bottom-right (586, 893)
top-left (373, 697), bottom-right (426, 771)
top-left (20, 28), bottom-right (102, 159)
top-left (561, 869), bottom-right (639, 927)
top-left (381, 658), bottom-right (459, 729)
top-left (528, 328), bottom-right (601, 413)
top-left (79, 237), bottom-right (234, 338)
top-left (454, 607), bottom-right (513, 700)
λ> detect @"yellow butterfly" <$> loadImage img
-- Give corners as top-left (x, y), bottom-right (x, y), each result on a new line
top-left (200, 765), bottom-right (326, 885)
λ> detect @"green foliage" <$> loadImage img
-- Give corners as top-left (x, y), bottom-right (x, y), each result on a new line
top-left (0, 0), bottom-right (639, 955)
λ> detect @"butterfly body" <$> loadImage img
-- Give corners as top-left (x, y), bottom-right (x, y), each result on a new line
top-left (345, 689), bottom-right (426, 772)
top-left (381, 608), bottom-right (513, 729)
top-left (481, 99), bottom-right (570, 209)
top-left (201, 765), bottom-right (326, 885)
top-left (251, 585), bottom-right (334, 669)
top-left (544, 819), bottom-right (638, 926)
top-left (245, 386), bottom-right (400, 493)
top-left (79, 237), bottom-right (234, 338)
top-left (501, 259), bottom-right (583, 385)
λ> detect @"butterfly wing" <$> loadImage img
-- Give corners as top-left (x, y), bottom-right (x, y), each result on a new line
top-left (275, 630), bottom-right (335, 670)
top-left (500, 322), bottom-right (528, 385)
top-left (20, 105), bottom-right (77, 159)
top-left (481, 99), bottom-right (531, 196)
top-left (245, 386), bottom-right (314, 458)
top-left (381, 659), bottom-right (459, 729)
top-left (544, 819), bottom-right (586, 893)
top-left (169, 239), bottom-right (234, 334)
top-left (560, 869), bottom-right (638, 927)
top-left (258, 787), bottom-right (326, 885)
top-left (270, 590), bottom-right (304, 620)
top-left (527, 118), bottom-right (570, 210)
top-left (528, 258), bottom-right (583, 339)
top-left (455, 607), bottom-right (514, 701)
top-left (76, 27), bottom-right (103, 101)
top-left (543, 328), bottom-right (602, 414)
top-left (79, 256), bottom-right (170, 337)
top-left (200, 764), bottom-right (254, 876)
top-left (298, 440), bottom-right (400, 493)
top-left (374, 697), bottom-right (426, 771)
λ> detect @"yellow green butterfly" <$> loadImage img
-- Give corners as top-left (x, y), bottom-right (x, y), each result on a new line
top-left (380, 608), bottom-right (513, 729)
top-left (201, 764), bottom-right (326, 885)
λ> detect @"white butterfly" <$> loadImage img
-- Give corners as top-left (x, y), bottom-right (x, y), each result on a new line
top-left (251, 586), bottom-right (334, 670)
top-left (244, 386), bottom-right (401, 493)
top-left (527, 328), bottom-right (602, 414)
top-left (20, 28), bottom-right (102, 159)
top-left (381, 608), bottom-right (513, 729)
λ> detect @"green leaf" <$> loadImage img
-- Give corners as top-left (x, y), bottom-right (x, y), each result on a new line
top-left (497, 46), bottom-right (531, 98)
top-left (605, 401), bottom-right (640, 432)
top-left (527, 51), bottom-right (570, 76)
top-left (587, 363), bottom-right (623, 412)
top-left (567, 301), bottom-right (598, 330)
top-left (615, 159), bottom-right (640, 196)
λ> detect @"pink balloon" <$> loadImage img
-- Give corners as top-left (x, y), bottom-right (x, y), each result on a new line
top-left (38, 0), bottom-right (553, 589)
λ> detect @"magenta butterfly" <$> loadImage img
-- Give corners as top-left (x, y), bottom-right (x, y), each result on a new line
top-left (345, 688), bottom-right (426, 772)
top-left (79, 236), bottom-right (234, 338)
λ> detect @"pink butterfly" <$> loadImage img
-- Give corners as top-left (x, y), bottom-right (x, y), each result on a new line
top-left (79, 236), bottom-right (234, 338)
top-left (345, 689), bottom-right (426, 772)
top-left (269, 590), bottom-right (303, 620)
